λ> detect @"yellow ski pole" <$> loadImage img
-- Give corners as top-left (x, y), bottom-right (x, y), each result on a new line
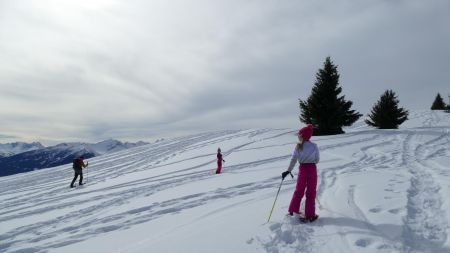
top-left (267, 179), bottom-right (284, 223)
top-left (316, 196), bottom-right (322, 210)
top-left (267, 172), bottom-right (293, 222)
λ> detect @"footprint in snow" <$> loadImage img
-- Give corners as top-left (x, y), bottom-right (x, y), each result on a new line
top-left (377, 244), bottom-right (391, 250)
top-left (369, 207), bottom-right (382, 213)
top-left (355, 238), bottom-right (372, 247)
top-left (269, 223), bottom-right (281, 231)
top-left (281, 230), bottom-right (296, 244)
top-left (388, 208), bottom-right (401, 214)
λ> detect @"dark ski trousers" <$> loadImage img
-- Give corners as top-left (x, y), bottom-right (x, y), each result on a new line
top-left (71, 169), bottom-right (83, 187)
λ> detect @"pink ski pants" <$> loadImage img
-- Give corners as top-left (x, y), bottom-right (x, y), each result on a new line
top-left (288, 163), bottom-right (317, 218)
top-left (215, 162), bottom-right (222, 174)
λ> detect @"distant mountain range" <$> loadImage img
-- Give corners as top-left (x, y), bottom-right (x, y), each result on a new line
top-left (0, 142), bottom-right (45, 158)
top-left (0, 140), bottom-right (148, 177)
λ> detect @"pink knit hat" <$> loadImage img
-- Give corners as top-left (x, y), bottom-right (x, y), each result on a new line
top-left (298, 124), bottom-right (313, 141)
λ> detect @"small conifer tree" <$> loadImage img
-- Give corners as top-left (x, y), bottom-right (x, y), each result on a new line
top-left (366, 90), bottom-right (409, 129)
top-left (431, 93), bottom-right (446, 110)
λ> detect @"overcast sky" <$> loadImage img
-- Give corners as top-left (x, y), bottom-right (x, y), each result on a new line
top-left (0, 0), bottom-right (449, 144)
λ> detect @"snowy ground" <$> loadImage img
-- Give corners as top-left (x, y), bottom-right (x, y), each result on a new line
top-left (1, 110), bottom-right (449, 253)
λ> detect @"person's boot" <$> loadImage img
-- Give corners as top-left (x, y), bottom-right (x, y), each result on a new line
top-left (70, 185), bottom-right (75, 188)
top-left (300, 214), bottom-right (319, 223)
top-left (309, 214), bottom-right (319, 222)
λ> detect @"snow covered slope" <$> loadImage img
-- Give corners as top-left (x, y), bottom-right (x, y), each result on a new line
top-left (0, 111), bottom-right (449, 253)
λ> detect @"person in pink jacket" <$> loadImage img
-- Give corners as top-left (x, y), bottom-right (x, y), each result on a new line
top-left (282, 124), bottom-right (320, 222)
top-left (215, 148), bottom-right (225, 174)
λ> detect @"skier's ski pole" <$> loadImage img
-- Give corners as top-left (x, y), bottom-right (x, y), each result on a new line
top-left (316, 196), bottom-right (322, 210)
top-left (85, 162), bottom-right (89, 184)
top-left (267, 180), bottom-right (283, 223)
top-left (267, 172), bottom-right (293, 222)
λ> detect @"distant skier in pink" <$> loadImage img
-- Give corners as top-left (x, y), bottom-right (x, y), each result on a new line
top-left (282, 124), bottom-right (320, 222)
top-left (215, 148), bottom-right (225, 174)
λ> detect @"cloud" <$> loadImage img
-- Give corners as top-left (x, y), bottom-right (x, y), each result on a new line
top-left (0, 0), bottom-right (449, 142)
top-left (0, 134), bottom-right (18, 140)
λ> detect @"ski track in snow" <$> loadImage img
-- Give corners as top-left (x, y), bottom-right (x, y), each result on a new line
top-left (258, 111), bottom-right (450, 253)
top-left (0, 129), bottom-right (289, 253)
top-left (0, 111), bottom-right (449, 253)
top-left (402, 132), bottom-right (449, 252)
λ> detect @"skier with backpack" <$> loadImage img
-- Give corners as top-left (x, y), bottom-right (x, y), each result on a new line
top-left (215, 148), bottom-right (225, 174)
top-left (281, 124), bottom-right (320, 222)
top-left (70, 156), bottom-right (88, 188)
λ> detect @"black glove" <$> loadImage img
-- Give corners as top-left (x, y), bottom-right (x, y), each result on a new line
top-left (281, 171), bottom-right (292, 180)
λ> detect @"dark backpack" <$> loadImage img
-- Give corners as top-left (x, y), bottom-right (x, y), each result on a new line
top-left (72, 158), bottom-right (81, 170)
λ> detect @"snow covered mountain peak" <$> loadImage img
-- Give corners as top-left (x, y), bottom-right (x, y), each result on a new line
top-left (48, 139), bottom-right (149, 155)
top-left (0, 141), bottom-right (44, 158)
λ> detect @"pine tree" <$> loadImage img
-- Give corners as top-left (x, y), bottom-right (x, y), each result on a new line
top-left (431, 93), bottom-right (446, 110)
top-left (365, 90), bottom-right (409, 129)
top-left (446, 94), bottom-right (450, 113)
top-left (299, 57), bottom-right (361, 135)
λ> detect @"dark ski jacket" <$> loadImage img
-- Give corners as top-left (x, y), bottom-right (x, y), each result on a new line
top-left (217, 153), bottom-right (224, 164)
top-left (73, 158), bottom-right (87, 173)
